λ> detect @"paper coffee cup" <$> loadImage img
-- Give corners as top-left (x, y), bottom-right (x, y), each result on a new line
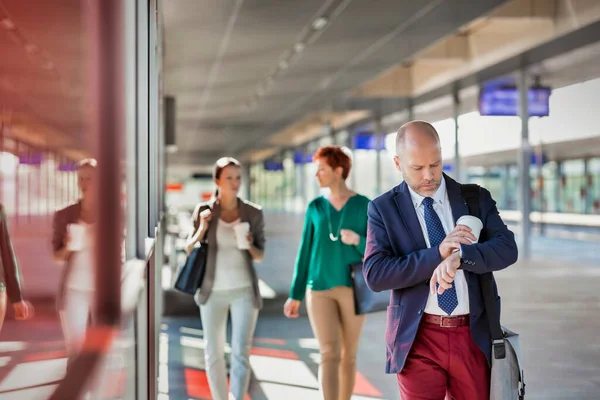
top-left (67, 223), bottom-right (86, 251)
top-left (233, 222), bottom-right (250, 250)
top-left (456, 215), bottom-right (483, 243)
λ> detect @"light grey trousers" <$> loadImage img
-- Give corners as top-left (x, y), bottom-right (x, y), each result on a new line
top-left (197, 287), bottom-right (259, 400)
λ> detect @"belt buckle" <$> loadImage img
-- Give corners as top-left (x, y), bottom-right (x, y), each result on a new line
top-left (440, 315), bottom-right (455, 328)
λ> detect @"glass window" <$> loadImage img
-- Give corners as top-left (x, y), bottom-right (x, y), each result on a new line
top-left (589, 158), bottom-right (600, 214)
top-left (541, 161), bottom-right (558, 212)
top-left (559, 159), bottom-right (585, 213)
top-left (381, 133), bottom-right (401, 192)
top-left (353, 149), bottom-right (378, 199)
top-left (484, 167), bottom-right (507, 209)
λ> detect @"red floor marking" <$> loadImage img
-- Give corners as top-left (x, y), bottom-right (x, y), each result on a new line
top-left (185, 369), bottom-right (251, 400)
top-left (250, 346), bottom-right (299, 360)
top-left (353, 371), bottom-right (382, 397)
top-left (184, 369), bottom-right (211, 399)
top-left (23, 349), bottom-right (68, 363)
top-left (253, 338), bottom-right (286, 345)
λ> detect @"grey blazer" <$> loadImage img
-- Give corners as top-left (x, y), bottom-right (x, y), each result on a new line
top-left (191, 198), bottom-right (266, 309)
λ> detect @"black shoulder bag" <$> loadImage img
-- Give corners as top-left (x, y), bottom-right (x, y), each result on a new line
top-left (174, 205), bottom-right (210, 295)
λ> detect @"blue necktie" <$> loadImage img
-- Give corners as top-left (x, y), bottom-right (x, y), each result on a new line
top-left (423, 197), bottom-right (458, 315)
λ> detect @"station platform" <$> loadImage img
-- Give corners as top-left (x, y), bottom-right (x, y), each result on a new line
top-left (160, 212), bottom-right (600, 400)
top-left (0, 212), bottom-right (597, 399)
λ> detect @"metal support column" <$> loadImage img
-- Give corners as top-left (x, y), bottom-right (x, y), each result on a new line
top-left (297, 150), bottom-right (305, 210)
top-left (148, 0), bottom-right (159, 235)
top-left (518, 69), bottom-right (531, 259)
top-left (453, 88), bottom-right (461, 182)
top-left (347, 129), bottom-right (356, 189)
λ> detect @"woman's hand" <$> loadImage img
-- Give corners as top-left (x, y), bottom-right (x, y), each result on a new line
top-left (283, 298), bottom-right (301, 318)
top-left (199, 209), bottom-right (212, 225)
top-left (13, 301), bottom-right (33, 321)
top-left (340, 229), bottom-right (360, 246)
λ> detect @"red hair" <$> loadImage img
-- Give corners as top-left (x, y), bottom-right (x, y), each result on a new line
top-left (313, 146), bottom-right (352, 180)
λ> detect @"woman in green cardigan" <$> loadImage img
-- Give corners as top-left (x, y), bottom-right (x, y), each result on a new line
top-left (284, 145), bottom-right (370, 400)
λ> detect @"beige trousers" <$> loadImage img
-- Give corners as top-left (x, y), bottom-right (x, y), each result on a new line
top-left (306, 286), bottom-right (366, 400)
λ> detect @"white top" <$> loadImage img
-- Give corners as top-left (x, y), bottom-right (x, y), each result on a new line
top-left (212, 218), bottom-right (252, 291)
top-left (66, 222), bottom-right (95, 291)
top-left (407, 177), bottom-right (470, 316)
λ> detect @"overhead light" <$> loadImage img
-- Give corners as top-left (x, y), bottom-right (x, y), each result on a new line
top-left (294, 42), bottom-right (305, 53)
top-left (312, 17), bottom-right (328, 31)
top-left (278, 60), bottom-right (288, 70)
top-left (0, 18), bottom-right (16, 30)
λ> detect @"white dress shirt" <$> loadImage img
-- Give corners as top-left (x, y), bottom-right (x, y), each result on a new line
top-left (407, 177), bottom-right (470, 316)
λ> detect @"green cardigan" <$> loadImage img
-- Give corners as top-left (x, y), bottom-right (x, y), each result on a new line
top-left (289, 194), bottom-right (370, 301)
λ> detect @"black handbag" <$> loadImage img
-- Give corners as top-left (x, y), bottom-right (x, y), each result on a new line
top-left (349, 262), bottom-right (390, 315)
top-left (174, 243), bottom-right (208, 295)
top-left (174, 206), bottom-right (211, 295)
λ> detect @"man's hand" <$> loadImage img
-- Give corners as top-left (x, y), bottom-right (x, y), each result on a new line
top-left (13, 301), bottom-right (33, 321)
top-left (438, 225), bottom-right (477, 259)
top-left (430, 251), bottom-right (461, 295)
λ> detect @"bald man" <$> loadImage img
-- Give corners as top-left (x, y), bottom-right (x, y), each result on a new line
top-left (363, 121), bottom-right (518, 399)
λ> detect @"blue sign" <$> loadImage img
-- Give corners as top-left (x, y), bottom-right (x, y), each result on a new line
top-left (263, 160), bottom-right (284, 171)
top-left (479, 86), bottom-right (551, 117)
top-left (530, 152), bottom-right (547, 165)
top-left (293, 151), bottom-right (313, 164)
top-left (19, 153), bottom-right (43, 165)
top-left (58, 162), bottom-right (77, 172)
top-left (442, 163), bottom-right (453, 172)
top-left (353, 134), bottom-right (386, 151)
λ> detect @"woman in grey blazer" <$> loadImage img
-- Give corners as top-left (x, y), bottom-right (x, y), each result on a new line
top-left (186, 157), bottom-right (265, 400)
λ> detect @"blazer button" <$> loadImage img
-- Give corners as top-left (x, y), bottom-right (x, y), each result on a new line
top-left (425, 279), bottom-right (430, 285)
top-left (418, 309), bottom-right (423, 315)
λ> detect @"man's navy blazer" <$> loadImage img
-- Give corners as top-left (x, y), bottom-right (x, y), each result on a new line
top-left (363, 174), bottom-right (518, 374)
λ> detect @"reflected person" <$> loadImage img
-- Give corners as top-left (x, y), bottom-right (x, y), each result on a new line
top-left (0, 203), bottom-right (33, 331)
top-left (52, 158), bottom-right (97, 372)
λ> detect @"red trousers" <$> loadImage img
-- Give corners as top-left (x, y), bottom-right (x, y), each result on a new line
top-left (397, 319), bottom-right (490, 400)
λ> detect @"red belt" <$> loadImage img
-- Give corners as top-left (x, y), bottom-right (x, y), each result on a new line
top-left (423, 313), bottom-right (470, 328)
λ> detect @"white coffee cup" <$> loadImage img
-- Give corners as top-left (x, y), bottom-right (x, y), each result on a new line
top-left (456, 215), bottom-right (483, 243)
top-left (233, 222), bottom-right (251, 250)
top-left (67, 223), bottom-right (86, 251)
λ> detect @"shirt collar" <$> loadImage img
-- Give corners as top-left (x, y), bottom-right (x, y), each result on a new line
top-left (407, 176), bottom-right (447, 209)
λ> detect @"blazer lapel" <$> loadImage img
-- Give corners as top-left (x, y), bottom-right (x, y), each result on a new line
top-left (237, 198), bottom-right (248, 222)
top-left (394, 182), bottom-right (427, 249)
top-left (207, 200), bottom-right (220, 243)
top-left (444, 173), bottom-right (470, 225)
